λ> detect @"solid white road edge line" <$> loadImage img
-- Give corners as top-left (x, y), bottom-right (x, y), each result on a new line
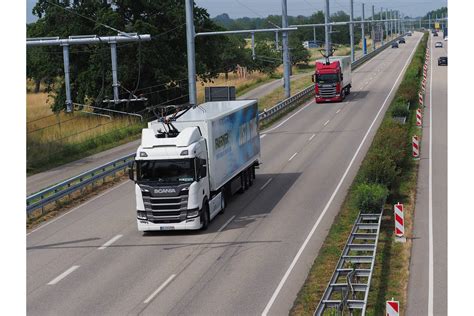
top-left (259, 178), bottom-right (273, 191)
top-left (288, 152), bottom-right (298, 161)
top-left (47, 265), bottom-right (80, 285)
top-left (308, 134), bottom-right (316, 141)
top-left (428, 34), bottom-right (434, 316)
top-left (98, 234), bottom-right (123, 250)
top-left (27, 181), bottom-right (130, 236)
top-left (261, 34), bottom-right (422, 316)
top-left (218, 215), bottom-right (236, 233)
top-left (144, 274), bottom-right (176, 304)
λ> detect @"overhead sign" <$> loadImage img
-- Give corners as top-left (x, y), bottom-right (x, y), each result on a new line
top-left (435, 22), bottom-right (440, 29)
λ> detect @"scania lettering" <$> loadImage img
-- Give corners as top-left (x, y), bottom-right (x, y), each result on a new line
top-left (312, 56), bottom-right (352, 103)
top-left (129, 100), bottom-right (261, 232)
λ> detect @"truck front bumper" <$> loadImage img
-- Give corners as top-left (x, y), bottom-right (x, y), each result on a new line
top-left (137, 217), bottom-right (202, 231)
top-left (315, 95), bottom-right (342, 103)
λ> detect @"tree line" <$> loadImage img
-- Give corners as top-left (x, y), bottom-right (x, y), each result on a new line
top-left (27, 1), bottom-right (316, 113)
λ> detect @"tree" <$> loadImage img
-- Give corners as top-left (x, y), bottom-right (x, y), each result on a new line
top-left (28, 0), bottom-right (242, 112)
top-left (248, 40), bottom-right (282, 75)
top-left (289, 36), bottom-right (310, 66)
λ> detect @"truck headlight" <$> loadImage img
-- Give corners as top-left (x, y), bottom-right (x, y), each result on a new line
top-left (186, 208), bottom-right (199, 218)
top-left (137, 211), bottom-right (147, 220)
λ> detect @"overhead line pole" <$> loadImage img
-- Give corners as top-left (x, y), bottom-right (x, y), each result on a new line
top-left (372, 5), bottom-right (375, 51)
top-left (324, 0), bottom-right (331, 57)
top-left (282, 0), bottom-right (291, 98)
top-left (380, 7), bottom-right (384, 45)
top-left (349, 0), bottom-right (355, 62)
top-left (362, 3), bottom-right (366, 55)
top-left (185, 0), bottom-right (197, 106)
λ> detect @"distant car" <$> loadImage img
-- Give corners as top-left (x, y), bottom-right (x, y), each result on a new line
top-left (399, 38), bottom-right (406, 44)
top-left (407, 32), bottom-right (412, 36)
top-left (435, 42), bottom-right (443, 48)
top-left (438, 56), bottom-right (447, 66)
top-left (444, 36), bottom-right (448, 41)
top-left (433, 32), bottom-right (438, 37)
top-left (391, 42), bottom-right (399, 48)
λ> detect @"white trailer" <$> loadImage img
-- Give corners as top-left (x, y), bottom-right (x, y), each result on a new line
top-left (129, 100), bottom-right (261, 231)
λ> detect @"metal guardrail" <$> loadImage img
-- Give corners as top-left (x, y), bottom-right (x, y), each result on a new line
top-left (26, 34), bottom-right (408, 214)
top-left (26, 154), bottom-right (135, 214)
top-left (314, 210), bottom-right (383, 315)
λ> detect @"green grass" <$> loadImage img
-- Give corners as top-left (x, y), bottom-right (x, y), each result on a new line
top-left (290, 32), bottom-right (429, 316)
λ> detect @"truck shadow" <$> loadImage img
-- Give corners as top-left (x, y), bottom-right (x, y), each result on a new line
top-left (347, 90), bottom-right (370, 101)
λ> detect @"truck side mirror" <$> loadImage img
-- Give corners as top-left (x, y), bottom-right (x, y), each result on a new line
top-left (129, 161), bottom-right (137, 182)
top-left (311, 74), bottom-right (316, 83)
top-left (200, 165), bottom-right (207, 179)
top-left (340, 74), bottom-right (343, 80)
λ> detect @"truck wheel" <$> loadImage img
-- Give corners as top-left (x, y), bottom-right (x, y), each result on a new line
top-left (200, 202), bottom-right (210, 230)
top-left (346, 86), bottom-right (351, 95)
top-left (252, 166), bottom-right (256, 180)
top-left (340, 89), bottom-right (345, 101)
top-left (243, 171), bottom-right (249, 190)
top-left (238, 173), bottom-right (245, 194)
top-left (219, 190), bottom-right (226, 215)
top-left (248, 168), bottom-right (253, 186)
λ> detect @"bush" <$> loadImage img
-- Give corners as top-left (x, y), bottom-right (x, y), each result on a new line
top-left (353, 183), bottom-right (389, 213)
top-left (372, 120), bottom-right (409, 169)
top-left (391, 102), bottom-right (409, 118)
top-left (358, 148), bottom-right (400, 188)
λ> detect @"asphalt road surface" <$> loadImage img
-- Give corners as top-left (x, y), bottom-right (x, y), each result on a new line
top-left (407, 32), bottom-right (448, 315)
top-left (27, 32), bottom-right (423, 315)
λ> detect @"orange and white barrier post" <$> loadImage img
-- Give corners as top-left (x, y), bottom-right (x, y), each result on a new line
top-left (412, 135), bottom-right (420, 159)
top-left (416, 108), bottom-right (422, 127)
top-left (418, 92), bottom-right (424, 106)
top-left (394, 203), bottom-right (405, 238)
top-left (386, 299), bottom-right (400, 316)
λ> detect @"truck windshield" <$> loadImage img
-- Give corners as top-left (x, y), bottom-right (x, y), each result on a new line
top-left (137, 159), bottom-right (195, 184)
top-left (317, 73), bottom-right (339, 84)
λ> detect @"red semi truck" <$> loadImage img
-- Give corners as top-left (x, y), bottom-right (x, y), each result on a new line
top-left (312, 56), bottom-right (352, 103)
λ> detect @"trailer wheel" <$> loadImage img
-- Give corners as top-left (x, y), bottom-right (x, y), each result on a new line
top-left (340, 89), bottom-right (345, 101)
top-left (219, 190), bottom-right (226, 215)
top-left (252, 165), bottom-right (256, 180)
top-left (200, 202), bottom-right (210, 230)
top-left (346, 86), bottom-right (351, 95)
top-left (248, 168), bottom-right (253, 186)
top-left (238, 173), bottom-right (245, 194)
top-left (243, 171), bottom-right (249, 190)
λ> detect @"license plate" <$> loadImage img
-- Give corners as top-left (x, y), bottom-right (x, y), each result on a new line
top-left (160, 226), bottom-right (175, 230)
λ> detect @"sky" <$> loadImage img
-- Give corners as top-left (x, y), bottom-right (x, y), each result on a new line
top-left (27, 0), bottom-right (447, 23)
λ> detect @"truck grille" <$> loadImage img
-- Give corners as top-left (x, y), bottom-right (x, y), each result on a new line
top-left (142, 191), bottom-right (189, 223)
top-left (318, 85), bottom-right (336, 97)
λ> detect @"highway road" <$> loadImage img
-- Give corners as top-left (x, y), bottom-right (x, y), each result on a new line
top-left (407, 32), bottom-right (448, 315)
top-left (27, 32), bottom-right (423, 315)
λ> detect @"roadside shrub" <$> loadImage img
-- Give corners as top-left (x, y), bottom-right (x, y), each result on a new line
top-left (353, 182), bottom-right (389, 213)
top-left (391, 102), bottom-right (410, 118)
top-left (372, 120), bottom-right (409, 169)
top-left (358, 148), bottom-right (400, 188)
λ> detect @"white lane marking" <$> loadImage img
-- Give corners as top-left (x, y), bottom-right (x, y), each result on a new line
top-left (98, 234), bottom-right (123, 250)
top-left (260, 134), bottom-right (266, 139)
top-left (428, 35), bottom-right (434, 316)
top-left (336, 109), bottom-right (341, 114)
top-left (47, 265), bottom-right (79, 285)
top-left (259, 178), bottom-right (273, 191)
top-left (288, 152), bottom-right (298, 161)
top-left (27, 181), bottom-right (130, 236)
top-left (263, 99), bottom-right (314, 133)
top-left (218, 215), bottom-right (236, 232)
top-left (261, 34), bottom-right (422, 316)
top-left (308, 134), bottom-right (316, 141)
top-left (323, 120), bottom-right (330, 126)
top-left (144, 274), bottom-right (176, 304)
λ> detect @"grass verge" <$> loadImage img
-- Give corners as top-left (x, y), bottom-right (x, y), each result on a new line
top-left (290, 32), bottom-right (428, 315)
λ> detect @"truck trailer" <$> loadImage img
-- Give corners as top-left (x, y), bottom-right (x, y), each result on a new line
top-left (129, 100), bottom-right (261, 232)
top-left (312, 56), bottom-right (352, 103)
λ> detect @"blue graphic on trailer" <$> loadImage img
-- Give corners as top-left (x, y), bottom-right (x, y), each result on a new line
top-left (212, 104), bottom-right (260, 182)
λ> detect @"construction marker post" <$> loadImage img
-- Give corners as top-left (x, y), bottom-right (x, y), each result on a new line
top-left (418, 91), bottom-right (424, 107)
top-left (386, 299), bottom-right (400, 316)
top-left (416, 108), bottom-right (422, 127)
top-left (394, 203), bottom-right (405, 242)
top-left (412, 135), bottom-right (420, 160)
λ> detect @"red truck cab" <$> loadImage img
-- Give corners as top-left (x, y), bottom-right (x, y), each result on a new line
top-left (313, 56), bottom-right (352, 103)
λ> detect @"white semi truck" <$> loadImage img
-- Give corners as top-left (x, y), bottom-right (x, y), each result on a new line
top-left (129, 100), bottom-right (261, 231)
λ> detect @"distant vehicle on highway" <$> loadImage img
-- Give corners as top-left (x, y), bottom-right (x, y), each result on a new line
top-left (433, 32), bottom-right (438, 37)
top-left (399, 38), bottom-right (406, 44)
top-left (407, 32), bottom-right (412, 36)
top-left (312, 56), bottom-right (352, 103)
top-left (444, 36), bottom-right (448, 41)
top-left (435, 42), bottom-right (443, 48)
top-left (391, 42), bottom-right (399, 48)
top-left (438, 56), bottom-right (447, 66)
